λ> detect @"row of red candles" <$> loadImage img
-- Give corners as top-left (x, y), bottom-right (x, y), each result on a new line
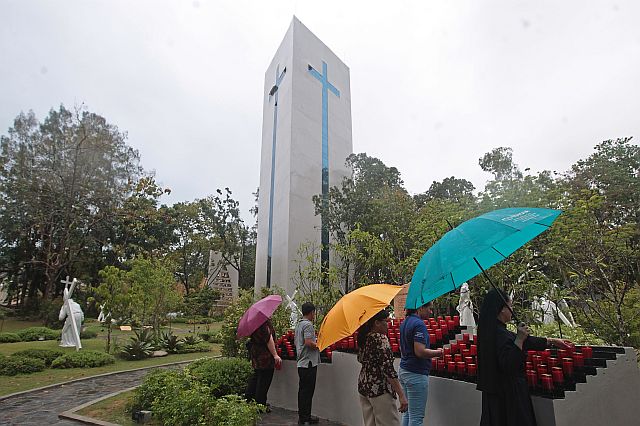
top-left (278, 327), bottom-right (595, 390)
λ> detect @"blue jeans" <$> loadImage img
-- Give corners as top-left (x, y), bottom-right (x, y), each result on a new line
top-left (399, 368), bottom-right (429, 426)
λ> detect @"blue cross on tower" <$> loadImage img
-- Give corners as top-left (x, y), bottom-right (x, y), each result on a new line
top-left (266, 65), bottom-right (287, 288)
top-left (308, 61), bottom-right (340, 285)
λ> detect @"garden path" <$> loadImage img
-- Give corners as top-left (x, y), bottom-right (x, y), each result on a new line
top-left (0, 365), bottom-right (342, 426)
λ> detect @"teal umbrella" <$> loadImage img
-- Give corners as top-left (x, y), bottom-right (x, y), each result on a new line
top-left (405, 207), bottom-right (562, 311)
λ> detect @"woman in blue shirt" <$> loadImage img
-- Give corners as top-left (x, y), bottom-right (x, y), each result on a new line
top-left (399, 301), bottom-right (443, 426)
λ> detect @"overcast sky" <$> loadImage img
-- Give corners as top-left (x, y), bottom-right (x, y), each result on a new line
top-left (2, 1), bottom-right (639, 222)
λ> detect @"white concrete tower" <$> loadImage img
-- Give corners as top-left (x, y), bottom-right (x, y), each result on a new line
top-left (255, 17), bottom-right (353, 296)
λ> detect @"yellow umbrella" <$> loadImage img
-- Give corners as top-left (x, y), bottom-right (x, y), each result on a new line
top-left (317, 284), bottom-right (403, 351)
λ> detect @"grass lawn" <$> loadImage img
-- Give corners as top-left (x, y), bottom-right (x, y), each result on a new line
top-left (76, 389), bottom-right (157, 426)
top-left (0, 338), bottom-right (221, 396)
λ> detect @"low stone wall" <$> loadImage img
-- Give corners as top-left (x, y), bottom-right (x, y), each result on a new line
top-left (268, 349), bottom-right (640, 426)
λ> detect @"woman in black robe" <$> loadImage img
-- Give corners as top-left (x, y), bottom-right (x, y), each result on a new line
top-left (476, 289), bottom-right (573, 426)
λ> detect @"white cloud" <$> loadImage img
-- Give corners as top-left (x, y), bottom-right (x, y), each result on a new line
top-left (2, 0), bottom-right (639, 221)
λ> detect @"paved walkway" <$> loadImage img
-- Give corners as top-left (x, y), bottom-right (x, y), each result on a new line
top-left (0, 365), bottom-right (342, 426)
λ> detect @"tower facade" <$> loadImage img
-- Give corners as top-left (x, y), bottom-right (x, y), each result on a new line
top-left (255, 17), bottom-right (353, 296)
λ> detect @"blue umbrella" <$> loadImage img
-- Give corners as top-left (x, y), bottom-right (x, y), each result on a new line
top-left (405, 207), bottom-right (562, 312)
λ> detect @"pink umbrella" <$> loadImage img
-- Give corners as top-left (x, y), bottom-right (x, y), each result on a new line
top-left (237, 294), bottom-right (283, 338)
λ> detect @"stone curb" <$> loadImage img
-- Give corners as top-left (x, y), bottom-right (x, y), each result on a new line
top-left (58, 386), bottom-right (138, 426)
top-left (0, 355), bottom-right (220, 402)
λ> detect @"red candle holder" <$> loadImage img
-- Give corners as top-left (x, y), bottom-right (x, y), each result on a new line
top-left (462, 333), bottom-right (470, 343)
top-left (456, 361), bottom-right (466, 376)
top-left (537, 364), bottom-right (548, 376)
top-left (558, 349), bottom-right (568, 359)
top-left (454, 353), bottom-right (463, 363)
top-left (541, 374), bottom-right (554, 391)
top-left (453, 315), bottom-right (460, 326)
top-left (470, 344), bottom-right (477, 356)
top-left (552, 367), bottom-right (564, 384)
top-left (450, 342), bottom-right (458, 354)
top-left (444, 354), bottom-right (453, 364)
top-left (526, 361), bottom-right (533, 370)
top-left (465, 356), bottom-right (474, 365)
top-left (581, 346), bottom-right (593, 359)
top-left (526, 370), bottom-right (538, 387)
top-left (532, 355), bottom-right (542, 368)
top-left (462, 348), bottom-right (470, 358)
top-left (435, 330), bottom-right (443, 342)
top-left (562, 358), bottom-right (574, 376)
top-left (548, 357), bottom-right (560, 368)
top-left (467, 363), bottom-right (477, 377)
top-left (447, 361), bottom-right (456, 374)
top-left (573, 353), bottom-right (584, 368)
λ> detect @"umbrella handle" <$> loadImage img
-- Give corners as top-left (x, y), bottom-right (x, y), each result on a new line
top-left (474, 258), bottom-right (521, 324)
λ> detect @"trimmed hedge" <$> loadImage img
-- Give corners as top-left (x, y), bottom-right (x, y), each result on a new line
top-left (80, 329), bottom-right (98, 339)
top-left (0, 332), bottom-right (22, 343)
top-left (51, 350), bottom-right (115, 369)
top-left (16, 327), bottom-right (60, 341)
top-left (11, 349), bottom-right (64, 366)
top-left (187, 357), bottom-right (252, 397)
top-left (176, 342), bottom-right (211, 354)
top-left (0, 355), bottom-right (46, 376)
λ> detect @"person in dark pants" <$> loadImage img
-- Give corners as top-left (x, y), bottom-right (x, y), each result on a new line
top-left (245, 319), bottom-right (282, 410)
top-left (295, 302), bottom-right (320, 425)
top-left (477, 289), bottom-right (573, 426)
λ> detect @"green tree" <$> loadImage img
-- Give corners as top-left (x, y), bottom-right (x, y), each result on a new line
top-left (127, 257), bottom-right (181, 333)
top-left (414, 176), bottom-right (475, 208)
top-left (0, 105), bottom-right (141, 305)
top-left (95, 265), bottom-right (130, 353)
top-left (168, 201), bottom-right (210, 295)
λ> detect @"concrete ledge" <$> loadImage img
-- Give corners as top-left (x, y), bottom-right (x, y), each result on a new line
top-left (0, 355), bottom-right (220, 401)
top-left (58, 386), bottom-right (138, 426)
top-left (268, 350), bottom-right (640, 426)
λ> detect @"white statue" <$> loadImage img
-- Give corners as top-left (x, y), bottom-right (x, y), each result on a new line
top-left (285, 290), bottom-right (301, 329)
top-left (456, 283), bottom-right (476, 328)
top-left (0, 282), bottom-right (8, 304)
top-left (532, 296), bottom-right (575, 328)
top-left (97, 304), bottom-right (110, 323)
top-left (59, 277), bottom-right (84, 349)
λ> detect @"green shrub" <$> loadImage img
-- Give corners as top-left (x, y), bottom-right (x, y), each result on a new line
top-left (530, 323), bottom-right (606, 346)
top-left (0, 332), bottom-right (21, 343)
top-left (176, 342), bottom-right (211, 354)
top-left (120, 328), bottom-right (154, 360)
top-left (16, 327), bottom-right (60, 341)
top-left (0, 355), bottom-right (46, 375)
top-left (182, 335), bottom-right (204, 345)
top-left (198, 331), bottom-right (222, 343)
top-left (152, 379), bottom-right (211, 426)
top-left (131, 369), bottom-right (191, 411)
top-left (187, 357), bottom-right (252, 397)
top-left (131, 369), bottom-right (261, 426)
top-left (158, 331), bottom-right (183, 353)
top-left (12, 349), bottom-right (64, 366)
top-left (206, 395), bottom-right (263, 426)
top-left (51, 350), bottom-right (115, 369)
top-left (80, 329), bottom-right (98, 339)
